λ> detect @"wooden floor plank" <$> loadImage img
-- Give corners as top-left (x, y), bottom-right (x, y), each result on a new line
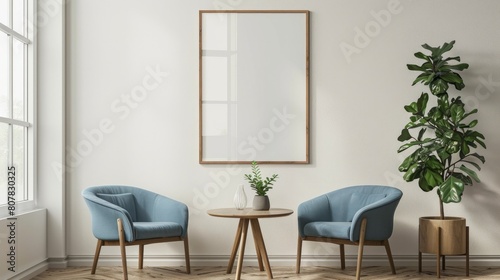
top-left (33, 266), bottom-right (500, 279)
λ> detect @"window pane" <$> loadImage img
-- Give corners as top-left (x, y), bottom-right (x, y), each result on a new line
top-left (13, 125), bottom-right (25, 201)
top-left (0, 0), bottom-right (8, 26)
top-left (12, 0), bottom-right (26, 35)
top-left (13, 0), bottom-right (25, 36)
top-left (0, 123), bottom-right (7, 205)
top-left (0, 33), bottom-right (8, 118)
top-left (13, 38), bottom-right (25, 120)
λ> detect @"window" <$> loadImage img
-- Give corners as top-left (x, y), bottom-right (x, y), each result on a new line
top-left (0, 0), bottom-right (35, 214)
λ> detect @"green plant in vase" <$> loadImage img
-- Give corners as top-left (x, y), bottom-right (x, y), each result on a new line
top-left (244, 161), bottom-right (278, 210)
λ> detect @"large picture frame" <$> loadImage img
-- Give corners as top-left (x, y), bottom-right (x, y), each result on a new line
top-left (199, 10), bottom-right (310, 164)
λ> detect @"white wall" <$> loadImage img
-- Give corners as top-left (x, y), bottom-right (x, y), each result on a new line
top-left (63, 0), bottom-right (500, 265)
top-left (37, 0), bottom-right (66, 268)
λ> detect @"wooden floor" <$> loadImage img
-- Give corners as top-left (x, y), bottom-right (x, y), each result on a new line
top-left (33, 266), bottom-right (500, 279)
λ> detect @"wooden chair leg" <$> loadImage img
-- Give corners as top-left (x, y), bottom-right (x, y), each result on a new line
top-left (466, 226), bottom-right (469, 277)
top-left (91, 239), bottom-right (103, 274)
top-left (418, 223), bottom-right (422, 273)
top-left (355, 218), bottom-right (367, 280)
top-left (384, 240), bottom-right (396, 274)
top-left (296, 236), bottom-right (302, 274)
top-left (139, 244), bottom-right (144, 269)
top-left (437, 227), bottom-right (441, 279)
top-left (340, 244), bottom-right (346, 270)
top-left (418, 250), bottom-right (422, 273)
top-left (117, 218), bottom-right (128, 280)
top-left (184, 236), bottom-right (191, 274)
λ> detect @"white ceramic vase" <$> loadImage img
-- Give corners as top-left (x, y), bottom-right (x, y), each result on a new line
top-left (233, 184), bottom-right (247, 210)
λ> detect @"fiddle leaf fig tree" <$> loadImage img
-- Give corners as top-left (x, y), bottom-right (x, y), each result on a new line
top-left (397, 41), bottom-right (486, 219)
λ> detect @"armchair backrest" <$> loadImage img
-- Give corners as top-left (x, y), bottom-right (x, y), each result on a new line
top-left (325, 185), bottom-right (400, 222)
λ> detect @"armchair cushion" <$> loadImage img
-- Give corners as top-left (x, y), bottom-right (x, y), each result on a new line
top-left (96, 193), bottom-right (137, 221)
top-left (304, 222), bottom-right (351, 239)
top-left (133, 222), bottom-right (183, 240)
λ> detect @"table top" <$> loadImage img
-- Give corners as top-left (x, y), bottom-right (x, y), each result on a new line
top-left (207, 208), bottom-right (293, 219)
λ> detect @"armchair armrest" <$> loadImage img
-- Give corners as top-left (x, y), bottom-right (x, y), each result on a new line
top-left (350, 193), bottom-right (402, 241)
top-left (151, 194), bottom-right (189, 237)
top-left (297, 195), bottom-right (331, 237)
top-left (83, 195), bottom-right (135, 242)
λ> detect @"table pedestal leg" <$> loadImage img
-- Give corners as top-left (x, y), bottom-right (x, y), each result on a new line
top-left (251, 220), bottom-right (264, 271)
top-left (225, 217), bottom-right (277, 279)
top-left (235, 219), bottom-right (250, 280)
top-left (227, 219), bottom-right (244, 274)
top-left (251, 219), bottom-right (273, 279)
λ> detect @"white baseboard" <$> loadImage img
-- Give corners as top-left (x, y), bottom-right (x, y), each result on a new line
top-left (47, 257), bottom-right (68, 269)
top-left (5, 261), bottom-right (49, 280)
top-left (65, 254), bottom-right (500, 268)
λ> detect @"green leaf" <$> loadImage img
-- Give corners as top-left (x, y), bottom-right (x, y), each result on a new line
top-left (441, 63), bottom-right (469, 71)
top-left (476, 138), bottom-right (486, 149)
top-left (414, 51), bottom-right (429, 60)
top-left (440, 73), bottom-right (463, 84)
top-left (425, 156), bottom-right (444, 171)
top-left (403, 163), bottom-right (422, 182)
top-left (411, 73), bottom-right (431, 86)
top-left (450, 103), bottom-right (465, 124)
top-left (443, 56), bottom-right (461, 63)
top-left (424, 73), bottom-right (436, 85)
top-left (404, 122), bottom-right (426, 130)
top-left (462, 160), bottom-right (481, 171)
top-left (443, 130), bottom-right (454, 139)
top-left (439, 175), bottom-right (464, 203)
top-left (407, 64), bottom-right (425, 71)
top-left (467, 119), bottom-right (478, 128)
top-left (418, 176), bottom-right (435, 192)
top-left (430, 78), bottom-right (449, 95)
top-left (460, 141), bottom-right (470, 157)
top-left (397, 143), bottom-right (413, 153)
top-left (404, 102), bottom-right (418, 114)
top-left (398, 156), bottom-right (414, 172)
top-left (397, 129), bottom-right (412, 142)
top-left (461, 108), bottom-right (478, 120)
top-left (434, 41), bottom-right (455, 58)
top-left (459, 165), bottom-right (480, 183)
top-left (453, 172), bottom-right (473, 186)
top-left (416, 93), bottom-right (429, 113)
top-left (421, 43), bottom-right (437, 53)
top-left (423, 168), bottom-right (444, 187)
top-left (453, 74), bottom-right (466, 90)
top-left (417, 128), bottom-right (427, 141)
top-left (469, 153), bottom-right (486, 163)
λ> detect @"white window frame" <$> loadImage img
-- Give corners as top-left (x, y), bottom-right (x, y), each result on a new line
top-left (0, 0), bottom-right (36, 217)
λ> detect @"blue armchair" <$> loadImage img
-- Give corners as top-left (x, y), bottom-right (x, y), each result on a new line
top-left (82, 185), bottom-right (190, 280)
top-left (296, 185), bottom-right (402, 280)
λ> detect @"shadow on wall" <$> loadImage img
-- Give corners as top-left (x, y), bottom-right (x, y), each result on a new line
top-left (462, 179), bottom-right (500, 242)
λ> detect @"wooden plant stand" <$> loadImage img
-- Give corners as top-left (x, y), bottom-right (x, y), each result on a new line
top-left (418, 217), bottom-right (469, 278)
